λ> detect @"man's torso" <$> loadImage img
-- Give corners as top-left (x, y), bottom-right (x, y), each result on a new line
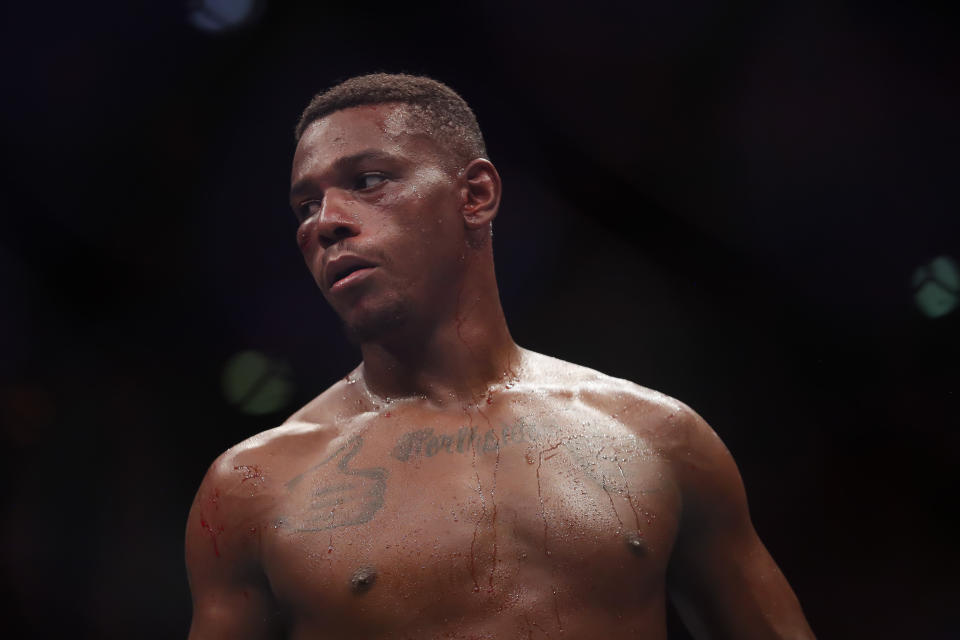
top-left (208, 354), bottom-right (688, 639)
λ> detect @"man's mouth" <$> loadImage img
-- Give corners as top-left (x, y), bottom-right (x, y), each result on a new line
top-left (324, 254), bottom-right (377, 291)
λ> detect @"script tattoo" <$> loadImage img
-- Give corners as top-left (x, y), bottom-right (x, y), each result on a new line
top-left (285, 436), bottom-right (388, 532)
top-left (392, 421), bottom-right (536, 462)
top-left (389, 420), bottom-right (662, 499)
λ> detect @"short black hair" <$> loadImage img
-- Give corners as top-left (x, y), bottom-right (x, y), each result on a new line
top-left (294, 73), bottom-right (487, 168)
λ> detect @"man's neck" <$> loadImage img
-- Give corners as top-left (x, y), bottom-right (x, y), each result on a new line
top-left (357, 277), bottom-right (521, 408)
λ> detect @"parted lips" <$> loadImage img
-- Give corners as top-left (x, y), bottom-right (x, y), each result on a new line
top-left (324, 253), bottom-right (377, 290)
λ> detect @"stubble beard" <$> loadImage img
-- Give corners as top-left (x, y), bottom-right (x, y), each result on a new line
top-left (339, 296), bottom-right (412, 345)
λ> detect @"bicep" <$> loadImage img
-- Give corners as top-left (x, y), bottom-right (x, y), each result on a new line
top-left (189, 583), bottom-right (281, 640)
top-left (668, 514), bottom-right (810, 639)
top-left (666, 410), bottom-right (814, 639)
top-left (185, 473), bottom-right (283, 640)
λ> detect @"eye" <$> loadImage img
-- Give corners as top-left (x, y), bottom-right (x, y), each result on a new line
top-left (355, 173), bottom-right (387, 190)
top-left (295, 200), bottom-right (322, 222)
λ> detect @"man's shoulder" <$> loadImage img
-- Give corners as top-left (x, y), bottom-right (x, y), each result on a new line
top-left (522, 350), bottom-right (687, 415)
top-left (206, 420), bottom-right (325, 479)
top-left (522, 350), bottom-right (710, 445)
top-left (526, 352), bottom-right (739, 508)
top-left (209, 373), bottom-right (356, 477)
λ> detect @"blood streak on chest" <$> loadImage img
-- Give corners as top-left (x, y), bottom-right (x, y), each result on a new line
top-left (617, 461), bottom-right (643, 532)
top-left (473, 405), bottom-right (502, 594)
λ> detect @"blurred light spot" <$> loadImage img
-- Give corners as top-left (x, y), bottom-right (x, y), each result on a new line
top-left (188, 0), bottom-right (262, 33)
top-left (912, 256), bottom-right (959, 319)
top-left (221, 350), bottom-right (293, 415)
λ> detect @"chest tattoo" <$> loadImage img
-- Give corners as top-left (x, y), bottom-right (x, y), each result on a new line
top-left (285, 436), bottom-right (388, 532)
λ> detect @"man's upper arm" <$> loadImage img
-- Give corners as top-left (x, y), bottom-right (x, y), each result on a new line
top-left (664, 407), bottom-right (815, 639)
top-left (185, 455), bottom-right (283, 640)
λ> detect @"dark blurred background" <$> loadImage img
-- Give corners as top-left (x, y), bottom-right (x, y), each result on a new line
top-left (1, 0), bottom-right (957, 637)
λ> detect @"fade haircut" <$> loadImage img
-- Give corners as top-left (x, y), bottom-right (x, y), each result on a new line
top-left (294, 73), bottom-right (487, 169)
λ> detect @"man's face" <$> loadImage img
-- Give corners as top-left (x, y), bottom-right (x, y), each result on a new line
top-left (290, 103), bottom-right (467, 342)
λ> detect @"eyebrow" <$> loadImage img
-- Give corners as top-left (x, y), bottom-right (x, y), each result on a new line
top-left (289, 149), bottom-right (398, 200)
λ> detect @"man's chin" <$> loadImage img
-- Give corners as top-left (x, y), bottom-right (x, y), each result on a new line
top-left (340, 302), bottom-right (411, 345)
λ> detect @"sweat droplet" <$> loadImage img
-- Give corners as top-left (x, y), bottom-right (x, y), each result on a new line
top-left (625, 531), bottom-right (647, 556)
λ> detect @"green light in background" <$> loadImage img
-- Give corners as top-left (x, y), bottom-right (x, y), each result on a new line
top-left (221, 350), bottom-right (294, 415)
top-left (912, 256), bottom-right (959, 319)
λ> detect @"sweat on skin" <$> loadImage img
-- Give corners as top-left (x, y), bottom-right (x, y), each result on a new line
top-left (185, 85), bottom-right (815, 640)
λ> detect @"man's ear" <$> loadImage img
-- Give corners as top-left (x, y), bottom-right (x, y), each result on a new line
top-left (459, 158), bottom-right (501, 229)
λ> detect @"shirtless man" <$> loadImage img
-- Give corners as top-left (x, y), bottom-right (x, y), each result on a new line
top-left (185, 73), bottom-right (815, 639)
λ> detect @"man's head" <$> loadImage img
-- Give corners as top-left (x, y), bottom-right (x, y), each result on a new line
top-left (290, 74), bottom-right (501, 344)
top-left (295, 73), bottom-right (487, 172)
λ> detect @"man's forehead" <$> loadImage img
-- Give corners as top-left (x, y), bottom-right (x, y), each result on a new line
top-left (292, 103), bottom-right (443, 177)
top-left (300, 104), bottom-right (416, 150)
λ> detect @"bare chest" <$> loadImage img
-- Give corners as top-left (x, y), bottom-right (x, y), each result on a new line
top-left (259, 411), bottom-right (681, 633)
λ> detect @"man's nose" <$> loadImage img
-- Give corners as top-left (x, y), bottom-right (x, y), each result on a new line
top-left (312, 189), bottom-right (361, 249)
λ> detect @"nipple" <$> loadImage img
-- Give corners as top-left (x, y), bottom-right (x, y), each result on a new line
top-left (350, 566), bottom-right (377, 594)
